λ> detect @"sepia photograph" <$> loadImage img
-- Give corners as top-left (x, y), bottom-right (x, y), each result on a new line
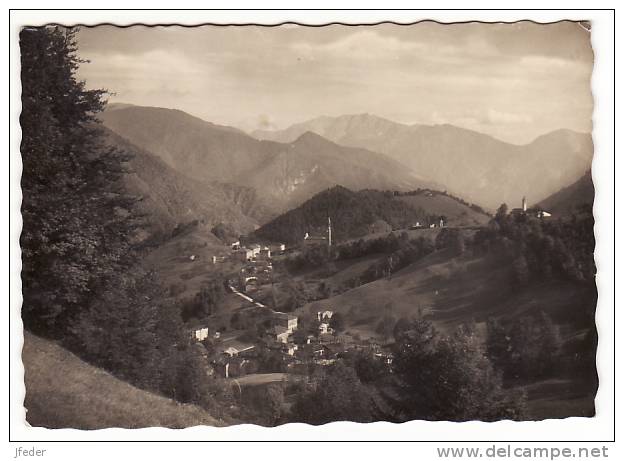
top-left (17, 17), bottom-right (601, 432)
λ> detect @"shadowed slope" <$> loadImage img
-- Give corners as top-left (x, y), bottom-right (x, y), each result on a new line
top-left (23, 332), bottom-right (226, 429)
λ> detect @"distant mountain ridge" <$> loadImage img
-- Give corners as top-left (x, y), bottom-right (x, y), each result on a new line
top-left (101, 105), bottom-right (435, 212)
top-left (101, 126), bottom-right (268, 242)
top-left (253, 114), bottom-right (593, 210)
top-left (240, 131), bottom-right (436, 207)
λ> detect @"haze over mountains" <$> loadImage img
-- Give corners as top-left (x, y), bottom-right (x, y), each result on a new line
top-left (253, 114), bottom-right (593, 210)
top-left (101, 105), bottom-right (434, 214)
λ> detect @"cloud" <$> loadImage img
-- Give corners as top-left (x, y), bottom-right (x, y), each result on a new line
top-left (290, 30), bottom-right (454, 61)
top-left (76, 24), bottom-right (593, 145)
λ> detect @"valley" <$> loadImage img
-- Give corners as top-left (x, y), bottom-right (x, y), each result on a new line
top-left (25, 103), bottom-right (598, 426)
top-left (19, 22), bottom-right (599, 431)
top-left (138, 198), bottom-right (596, 422)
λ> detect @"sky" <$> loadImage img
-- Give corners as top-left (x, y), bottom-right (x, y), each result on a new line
top-left (76, 21), bottom-right (593, 145)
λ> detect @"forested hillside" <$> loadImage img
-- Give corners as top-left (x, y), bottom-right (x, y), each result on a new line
top-left (103, 128), bottom-right (261, 243)
top-left (253, 186), bottom-right (489, 244)
top-left (253, 186), bottom-right (421, 244)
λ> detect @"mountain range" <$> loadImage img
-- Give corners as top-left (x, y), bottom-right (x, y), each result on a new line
top-left (99, 104), bottom-right (593, 243)
top-left (100, 105), bottom-right (434, 212)
top-left (253, 114), bottom-right (593, 210)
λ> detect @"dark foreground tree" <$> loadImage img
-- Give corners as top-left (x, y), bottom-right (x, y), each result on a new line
top-left (20, 26), bottom-right (136, 337)
top-left (240, 384), bottom-right (285, 426)
top-left (19, 27), bottom-right (234, 417)
top-left (290, 361), bottom-right (376, 424)
top-left (487, 312), bottom-right (562, 381)
top-left (391, 318), bottom-right (526, 421)
top-left (70, 270), bottom-right (160, 387)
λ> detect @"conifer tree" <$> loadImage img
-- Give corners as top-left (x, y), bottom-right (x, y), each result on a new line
top-left (20, 26), bottom-right (137, 336)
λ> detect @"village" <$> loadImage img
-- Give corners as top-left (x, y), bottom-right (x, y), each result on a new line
top-left (184, 195), bottom-right (553, 389)
top-left (187, 220), bottom-right (396, 386)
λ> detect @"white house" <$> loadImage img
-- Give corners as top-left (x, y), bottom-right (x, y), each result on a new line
top-left (193, 327), bottom-right (209, 341)
top-left (317, 310), bottom-right (334, 322)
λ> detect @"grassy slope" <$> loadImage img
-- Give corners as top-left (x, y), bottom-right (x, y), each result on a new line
top-left (293, 248), bottom-right (596, 418)
top-left (23, 332), bottom-right (224, 429)
top-left (296, 248), bottom-right (596, 337)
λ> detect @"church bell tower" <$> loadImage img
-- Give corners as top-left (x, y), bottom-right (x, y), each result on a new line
top-left (327, 216), bottom-right (332, 247)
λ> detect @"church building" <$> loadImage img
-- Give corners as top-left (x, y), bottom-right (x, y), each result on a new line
top-left (303, 217), bottom-right (333, 247)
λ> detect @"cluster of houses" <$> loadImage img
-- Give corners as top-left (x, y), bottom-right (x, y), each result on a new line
top-left (190, 303), bottom-right (395, 379)
top-left (231, 241), bottom-right (286, 262)
top-left (186, 229), bottom-right (399, 381)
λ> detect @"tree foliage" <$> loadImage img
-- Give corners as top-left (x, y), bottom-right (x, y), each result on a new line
top-left (19, 27), bottom-right (227, 415)
top-left (391, 318), bottom-right (526, 421)
top-left (486, 312), bottom-right (562, 381)
top-left (329, 312), bottom-right (345, 333)
top-left (254, 186), bottom-right (431, 244)
top-left (290, 361), bottom-right (377, 424)
top-left (20, 26), bottom-right (138, 336)
top-left (474, 204), bottom-right (595, 285)
top-left (181, 280), bottom-right (225, 322)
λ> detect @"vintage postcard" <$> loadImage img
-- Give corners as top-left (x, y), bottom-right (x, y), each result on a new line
top-left (18, 19), bottom-right (598, 431)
